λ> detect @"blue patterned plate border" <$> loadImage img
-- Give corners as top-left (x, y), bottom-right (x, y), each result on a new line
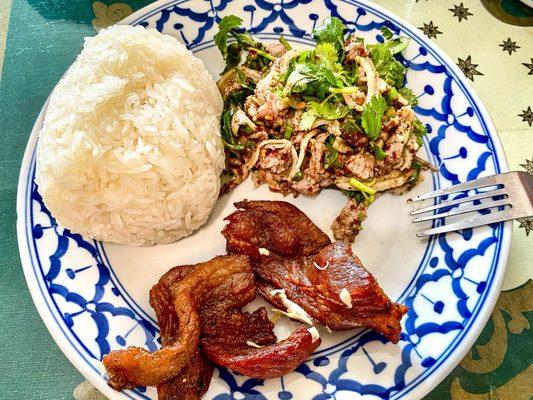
top-left (17, 1), bottom-right (511, 399)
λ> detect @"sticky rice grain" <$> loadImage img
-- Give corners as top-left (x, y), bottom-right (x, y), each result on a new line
top-left (36, 25), bottom-right (224, 245)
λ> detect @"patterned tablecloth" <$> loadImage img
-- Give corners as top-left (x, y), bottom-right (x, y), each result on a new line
top-left (0, 0), bottom-right (531, 399)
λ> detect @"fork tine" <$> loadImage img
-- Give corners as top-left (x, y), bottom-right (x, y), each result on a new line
top-left (410, 189), bottom-right (507, 215)
top-left (416, 209), bottom-right (514, 237)
top-left (410, 174), bottom-right (502, 202)
top-left (412, 199), bottom-right (510, 223)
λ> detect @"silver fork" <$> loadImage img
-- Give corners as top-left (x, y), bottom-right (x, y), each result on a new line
top-left (410, 171), bottom-right (533, 237)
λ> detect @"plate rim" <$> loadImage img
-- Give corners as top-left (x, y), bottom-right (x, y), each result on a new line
top-left (16, 0), bottom-right (512, 399)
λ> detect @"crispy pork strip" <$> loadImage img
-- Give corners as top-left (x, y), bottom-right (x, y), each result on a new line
top-left (151, 267), bottom-right (259, 400)
top-left (160, 260), bottom-right (318, 380)
top-left (199, 272), bottom-right (320, 379)
top-left (223, 200), bottom-right (331, 260)
top-left (202, 326), bottom-right (320, 379)
top-left (103, 255), bottom-right (252, 390)
top-left (150, 272), bottom-right (213, 400)
top-left (222, 200), bottom-right (407, 343)
top-left (255, 242), bottom-right (407, 343)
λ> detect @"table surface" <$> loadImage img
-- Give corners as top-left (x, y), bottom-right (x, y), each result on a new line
top-left (0, 0), bottom-right (531, 399)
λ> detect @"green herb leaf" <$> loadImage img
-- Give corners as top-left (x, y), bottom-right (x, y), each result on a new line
top-left (312, 17), bottom-right (346, 52)
top-left (283, 62), bottom-right (344, 99)
top-left (384, 36), bottom-right (409, 55)
top-left (368, 44), bottom-right (406, 88)
top-left (221, 109), bottom-right (244, 151)
top-left (407, 160), bottom-right (422, 188)
top-left (412, 119), bottom-right (427, 146)
top-left (224, 43), bottom-right (242, 73)
top-left (367, 30), bottom-right (410, 88)
top-left (342, 117), bottom-right (363, 134)
top-left (361, 94), bottom-right (388, 140)
top-left (314, 43), bottom-right (339, 67)
top-left (380, 26), bottom-right (394, 40)
top-left (299, 110), bottom-right (316, 130)
top-left (325, 136), bottom-right (341, 169)
top-left (342, 190), bottom-right (365, 203)
top-left (235, 68), bottom-right (256, 91)
top-left (215, 15), bottom-right (243, 59)
top-left (398, 87), bottom-right (418, 106)
top-left (219, 89), bottom-right (252, 151)
top-left (308, 98), bottom-right (349, 120)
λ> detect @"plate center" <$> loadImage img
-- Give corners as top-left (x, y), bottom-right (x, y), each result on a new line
top-left (103, 168), bottom-right (433, 336)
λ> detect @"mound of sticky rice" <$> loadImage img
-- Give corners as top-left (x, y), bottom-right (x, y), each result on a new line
top-left (36, 25), bottom-right (224, 245)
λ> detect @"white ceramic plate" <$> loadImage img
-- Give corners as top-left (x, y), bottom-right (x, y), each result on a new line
top-left (17, 0), bottom-right (511, 399)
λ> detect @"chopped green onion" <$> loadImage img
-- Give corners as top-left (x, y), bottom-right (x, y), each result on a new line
top-left (329, 86), bottom-right (360, 94)
top-left (279, 35), bottom-right (292, 50)
top-left (249, 47), bottom-right (276, 61)
top-left (361, 191), bottom-right (375, 205)
top-left (384, 106), bottom-right (396, 120)
top-left (373, 143), bottom-right (386, 160)
top-left (242, 125), bottom-right (254, 134)
top-left (385, 87), bottom-right (398, 103)
top-left (284, 124), bottom-right (294, 139)
top-left (348, 177), bottom-right (376, 195)
top-left (293, 171), bottom-right (303, 181)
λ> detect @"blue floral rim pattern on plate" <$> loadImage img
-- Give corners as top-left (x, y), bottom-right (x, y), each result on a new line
top-left (17, 1), bottom-right (511, 399)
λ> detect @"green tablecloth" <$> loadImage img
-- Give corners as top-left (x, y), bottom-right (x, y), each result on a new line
top-left (0, 1), bottom-right (531, 399)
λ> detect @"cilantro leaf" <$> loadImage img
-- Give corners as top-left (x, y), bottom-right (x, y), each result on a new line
top-left (398, 87), bottom-right (418, 106)
top-left (412, 119), bottom-right (427, 146)
top-left (215, 16), bottom-right (243, 59)
top-left (368, 44), bottom-right (406, 88)
top-left (215, 16), bottom-right (272, 72)
top-left (367, 30), bottom-right (409, 88)
top-left (300, 97), bottom-right (349, 130)
top-left (314, 43), bottom-right (339, 67)
top-left (361, 94), bottom-right (387, 140)
top-left (312, 17), bottom-right (346, 52)
top-left (308, 98), bottom-right (349, 120)
top-left (299, 110), bottom-right (316, 130)
top-left (283, 62), bottom-right (344, 99)
top-left (380, 26), bottom-right (394, 40)
top-left (284, 64), bottom-right (319, 94)
top-left (383, 36), bottom-right (409, 55)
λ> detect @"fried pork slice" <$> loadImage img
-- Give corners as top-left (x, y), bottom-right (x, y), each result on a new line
top-left (202, 326), bottom-right (320, 379)
top-left (223, 200), bottom-right (331, 260)
top-left (103, 255), bottom-right (252, 390)
top-left (198, 268), bottom-right (321, 379)
top-left (151, 267), bottom-right (259, 400)
top-left (150, 271), bottom-right (213, 400)
top-left (255, 242), bottom-right (407, 343)
top-left (159, 264), bottom-right (319, 383)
